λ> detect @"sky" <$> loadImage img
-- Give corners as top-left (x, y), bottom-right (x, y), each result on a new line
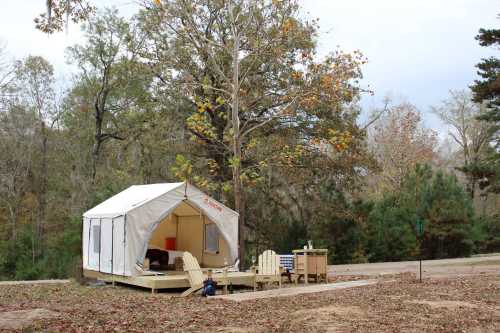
top-left (0, 0), bottom-right (498, 133)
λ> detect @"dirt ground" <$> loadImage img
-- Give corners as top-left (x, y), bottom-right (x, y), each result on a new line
top-left (0, 272), bottom-right (498, 332)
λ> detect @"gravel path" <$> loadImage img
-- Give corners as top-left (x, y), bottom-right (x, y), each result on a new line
top-left (211, 279), bottom-right (378, 302)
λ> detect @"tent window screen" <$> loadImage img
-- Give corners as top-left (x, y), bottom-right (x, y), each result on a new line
top-left (92, 225), bottom-right (101, 254)
top-left (204, 223), bottom-right (219, 253)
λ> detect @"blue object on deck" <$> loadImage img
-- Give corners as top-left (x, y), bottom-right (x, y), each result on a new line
top-left (202, 278), bottom-right (217, 297)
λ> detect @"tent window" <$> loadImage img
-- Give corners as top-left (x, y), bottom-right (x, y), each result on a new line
top-left (93, 225), bottom-right (101, 254)
top-left (204, 223), bottom-right (219, 253)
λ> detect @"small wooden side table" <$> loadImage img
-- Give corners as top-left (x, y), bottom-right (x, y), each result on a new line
top-left (292, 249), bottom-right (328, 284)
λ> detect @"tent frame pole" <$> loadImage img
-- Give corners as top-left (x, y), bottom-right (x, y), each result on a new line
top-left (111, 218), bottom-right (114, 275)
top-left (87, 219), bottom-right (91, 268)
top-left (98, 218), bottom-right (102, 272)
top-left (123, 215), bottom-right (127, 276)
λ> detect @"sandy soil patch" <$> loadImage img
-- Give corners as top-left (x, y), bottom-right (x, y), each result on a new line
top-left (0, 308), bottom-right (59, 330)
top-left (292, 305), bottom-right (367, 332)
top-left (209, 327), bottom-right (259, 333)
top-left (410, 300), bottom-right (479, 310)
top-left (294, 304), bottom-right (366, 317)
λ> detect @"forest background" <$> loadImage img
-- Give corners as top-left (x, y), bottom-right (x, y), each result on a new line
top-left (0, 0), bottom-right (498, 280)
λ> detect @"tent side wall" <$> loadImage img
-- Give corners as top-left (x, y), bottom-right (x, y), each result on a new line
top-left (82, 215), bottom-right (127, 275)
top-left (82, 217), bottom-right (90, 270)
top-left (112, 216), bottom-right (126, 275)
top-left (86, 218), bottom-right (100, 271)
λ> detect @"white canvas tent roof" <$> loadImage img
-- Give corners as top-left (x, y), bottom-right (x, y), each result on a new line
top-left (84, 183), bottom-right (184, 219)
top-left (82, 182), bottom-right (239, 276)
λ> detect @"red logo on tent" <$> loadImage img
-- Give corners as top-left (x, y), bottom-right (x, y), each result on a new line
top-left (203, 196), bottom-right (223, 212)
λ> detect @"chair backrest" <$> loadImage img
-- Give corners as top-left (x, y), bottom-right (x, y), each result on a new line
top-left (258, 250), bottom-right (280, 276)
top-left (183, 252), bottom-right (204, 287)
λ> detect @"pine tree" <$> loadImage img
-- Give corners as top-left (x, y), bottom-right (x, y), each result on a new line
top-left (470, 23), bottom-right (500, 194)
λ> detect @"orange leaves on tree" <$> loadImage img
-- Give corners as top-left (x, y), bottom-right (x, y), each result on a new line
top-left (328, 129), bottom-right (353, 152)
top-left (371, 102), bottom-right (438, 193)
top-left (282, 18), bottom-right (296, 34)
top-left (299, 95), bottom-right (319, 109)
top-left (291, 70), bottom-right (303, 81)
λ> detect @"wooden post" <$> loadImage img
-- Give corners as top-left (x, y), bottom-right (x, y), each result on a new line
top-left (251, 266), bottom-right (257, 291)
top-left (223, 268), bottom-right (228, 295)
top-left (324, 250), bottom-right (328, 283)
top-left (293, 253), bottom-right (299, 284)
top-left (304, 250), bottom-right (308, 285)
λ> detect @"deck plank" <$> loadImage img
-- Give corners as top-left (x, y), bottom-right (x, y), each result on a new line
top-left (83, 270), bottom-right (255, 291)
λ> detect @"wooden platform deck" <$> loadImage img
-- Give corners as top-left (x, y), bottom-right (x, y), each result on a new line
top-left (83, 269), bottom-right (255, 293)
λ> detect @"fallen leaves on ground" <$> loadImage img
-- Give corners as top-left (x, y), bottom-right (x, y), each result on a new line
top-left (0, 274), bottom-right (498, 332)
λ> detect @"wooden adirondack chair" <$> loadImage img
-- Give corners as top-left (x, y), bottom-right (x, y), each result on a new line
top-left (181, 252), bottom-right (204, 297)
top-left (254, 250), bottom-right (282, 290)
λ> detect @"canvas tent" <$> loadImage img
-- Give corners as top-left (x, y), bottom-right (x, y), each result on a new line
top-left (82, 182), bottom-right (239, 276)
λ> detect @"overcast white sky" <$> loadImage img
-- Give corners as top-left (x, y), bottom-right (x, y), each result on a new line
top-left (0, 0), bottom-right (498, 131)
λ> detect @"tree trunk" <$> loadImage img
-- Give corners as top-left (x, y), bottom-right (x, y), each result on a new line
top-left (91, 106), bottom-right (104, 182)
top-left (470, 176), bottom-right (476, 200)
top-left (91, 144), bottom-right (99, 182)
top-left (7, 203), bottom-right (17, 242)
top-left (231, 28), bottom-right (245, 267)
top-left (140, 143), bottom-right (153, 184)
top-left (35, 120), bottom-right (48, 258)
top-left (462, 142), bottom-right (476, 199)
top-left (233, 140), bottom-right (245, 267)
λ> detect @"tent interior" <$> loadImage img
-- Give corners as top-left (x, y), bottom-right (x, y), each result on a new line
top-left (145, 201), bottom-right (231, 271)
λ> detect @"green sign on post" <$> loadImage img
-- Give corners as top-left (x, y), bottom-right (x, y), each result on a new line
top-left (416, 219), bottom-right (424, 236)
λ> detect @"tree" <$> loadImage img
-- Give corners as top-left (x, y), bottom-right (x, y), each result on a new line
top-left (13, 56), bottom-right (56, 259)
top-left (471, 25), bottom-right (500, 127)
top-left (0, 105), bottom-right (38, 246)
top-left (416, 167), bottom-right (475, 259)
top-left (0, 42), bottom-right (15, 106)
top-left (366, 165), bottom-right (475, 261)
top-left (368, 100), bottom-right (437, 196)
top-left (365, 195), bottom-right (418, 262)
top-left (34, 0), bottom-right (95, 34)
top-left (138, 0), bottom-right (367, 264)
top-left (432, 90), bottom-right (497, 198)
top-left (469, 22), bottom-right (500, 197)
top-left (67, 8), bottom-right (152, 181)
